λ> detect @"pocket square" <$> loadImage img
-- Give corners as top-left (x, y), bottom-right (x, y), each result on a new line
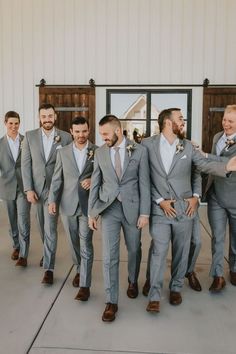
top-left (180, 155), bottom-right (187, 159)
top-left (56, 145), bottom-right (62, 150)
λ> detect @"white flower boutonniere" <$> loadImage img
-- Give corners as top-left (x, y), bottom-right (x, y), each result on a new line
top-left (225, 138), bottom-right (236, 151)
top-left (87, 148), bottom-right (95, 161)
top-left (54, 135), bottom-right (61, 144)
top-left (175, 142), bottom-right (184, 155)
top-left (126, 143), bottom-right (136, 157)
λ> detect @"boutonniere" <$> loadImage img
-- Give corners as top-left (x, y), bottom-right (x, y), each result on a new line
top-left (54, 134), bottom-right (61, 144)
top-left (87, 148), bottom-right (95, 161)
top-left (126, 143), bottom-right (136, 157)
top-left (175, 142), bottom-right (184, 154)
top-left (225, 138), bottom-right (236, 151)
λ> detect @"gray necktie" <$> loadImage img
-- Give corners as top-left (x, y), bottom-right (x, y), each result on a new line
top-left (114, 147), bottom-right (122, 179)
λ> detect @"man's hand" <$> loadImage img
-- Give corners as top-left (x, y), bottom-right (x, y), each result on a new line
top-left (137, 215), bottom-right (149, 229)
top-left (159, 199), bottom-right (176, 218)
top-left (88, 216), bottom-right (98, 231)
top-left (81, 178), bottom-right (91, 190)
top-left (26, 190), bottom-right (38, 204)
top-left (185, 196), bottom-right (199, 217)
top-left (226, 156), bottom-right (236, 171)
top-left (48, 202), bottom-right (57, 215)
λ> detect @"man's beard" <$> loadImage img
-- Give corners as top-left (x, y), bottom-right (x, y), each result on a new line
top-left (172, 122), bottom-right (186, 139)
top-left (105, 132), bottom-right (119, 147)
top-left (42, 122), bottom-right (54, 130)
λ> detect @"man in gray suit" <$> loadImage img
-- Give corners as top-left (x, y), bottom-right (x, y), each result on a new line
top-left (142, 107), bottom-right (236, 313)
top-left (206, 104), bottom-right (236, 292)
top-left (88, 115), bottom-right (150, 322)
top-left (0, 111), bottom-right (30, 266)
top-left (21, 103), bottom-right (72, 284)
top-left (48, 117), bottom-right (97, 301)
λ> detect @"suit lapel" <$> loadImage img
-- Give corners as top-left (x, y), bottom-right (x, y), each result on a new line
top-left (213, 132), bottom-right (223, 154)
top-left (152, 135), bottom-right (166, 175)
top-left (68, 143), bottom-right (80, 174)
top-left (4, 135), bottom-right (15, 164)
top-left (16, 134), bottom-right (24, 162)
top-left (80, 141), bottom-right (93, 175)
top-left (47, 129), bottom-right (59, 163)
top-left (38, 129), bottom-right (46, 162)
top-left (103, 144), bottom-right (118, 180)
top-left (168, 139), bottom-right (185, 174)
top-left (121, 139), bottom-right (132, 179)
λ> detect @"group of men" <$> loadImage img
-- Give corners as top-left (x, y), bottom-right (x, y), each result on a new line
top-left (1, 103), bottom-right (236, 322)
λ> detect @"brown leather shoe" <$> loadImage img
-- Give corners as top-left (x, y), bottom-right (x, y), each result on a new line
top-left (15, 257), bottom-right (27, 267)
top-left (146, 301), bottom-right (160, 313)
top-left (230, 271), bottom-right (236, 286)
top-left (72, 273), bottom-right (80, 287)
top-left (127, 282), bottom-right (139, 298)
top-left (75, 287), bottom-right (90, 301)
top-left (186, 272), bottom-right (202, 292)
top-left (142, 279), bottom-right (150, 297)
top-left (11, 249), bottom-right (19, 261)
top-left (39, 257), bottom-right (43, 267)
top-left (102, 303), bottom-right (118, 322)
top-left (42, 271), bottom-right (53, 285)
top-left (209, 276), bottom-right (226, 292)
top-left (169, 291), bottom-right (182, 305)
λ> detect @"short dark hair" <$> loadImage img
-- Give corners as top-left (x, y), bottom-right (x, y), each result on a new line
top-left (38, 103), bottom-right (56, 113)
top-left (4, 111), bottom-right (20, 123)
top-left (71, 116), bottom-right (89, 128)
top-left (99, 114), bottom-right (121, 128)
top-left (158, 108), bottom-right (181, 132)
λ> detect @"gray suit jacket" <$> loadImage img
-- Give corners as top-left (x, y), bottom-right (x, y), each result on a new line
top-left (142, 134), bottom-right (227, 223)
top-left (48, 141), bottom-right (98, 216)
top-left (0, 134), bottom-right (24, 200)
top-left (205, 131), bottom-right (236, 208)
top-left (88, 139), bottom-right (151, 224)
top-left (21, 128), bottom-right (72, 197)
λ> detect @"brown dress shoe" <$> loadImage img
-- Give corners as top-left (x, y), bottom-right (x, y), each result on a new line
top-left (39, 257), bottom-right (44, 267)
top-left (42, 271), bottom-right (53, 285)
top-left (15, 257), bottom-right (27, 267)
top-left (102, 303), bottom-right (118, 322)
top-left (142, 279), bottom-right (150, 297)
top-left (186, 272), bottom-right (202, 292)
top-left (146, 301), bottom-right (160, 313)
top-left (209, 276), bottom-right (226, 292)
top-left (72, 273), bottom-right (80, 287)
top-left (169, 291), bottom-right (182, 305)
top-left (11, 249), bottom-right (19, 261)
top-left (230, 271), bottom-right (236, 286)
top-left (127, 282), bottom-right (139, 298)
top-left (75, 287), bottom-right (90, 301)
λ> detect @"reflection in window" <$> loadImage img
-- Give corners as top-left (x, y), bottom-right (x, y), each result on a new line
top-left (107, 89), bottom-right (192, 140)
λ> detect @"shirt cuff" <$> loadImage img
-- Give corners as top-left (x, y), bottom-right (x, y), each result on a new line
top-left (156, 197), bottom-right (164, 205)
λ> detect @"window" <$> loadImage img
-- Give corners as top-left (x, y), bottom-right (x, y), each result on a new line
top-left (106, 89), bottom-right (192, 140)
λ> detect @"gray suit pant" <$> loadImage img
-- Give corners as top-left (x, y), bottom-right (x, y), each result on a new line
top-left (145, 216), bottom-right (201, 280)
top-left (208, 192), bottom-right (236, 276)
top-left (5, 191), bottom-right (31, 258)
top-left (61, 212), bottom-right (93, 287)
top-left (36, 189), bottom-right (58, 270)
top-left (101, 200), bottom-right (141, 304)
top-left (149, 218), bottom-right (193, 301)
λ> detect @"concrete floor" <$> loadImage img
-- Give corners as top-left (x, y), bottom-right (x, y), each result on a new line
top-left (0, 202), bottom-right (235, 354)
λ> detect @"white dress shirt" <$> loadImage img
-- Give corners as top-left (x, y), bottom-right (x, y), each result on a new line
top-left (73, 141), bottom-right (88, 174)
top-left (110, 137), bottom-right (126, 171)
top-left (7, 134), bottom-right (20, 162)
top-left (42, 128), bottom-right (55, 161)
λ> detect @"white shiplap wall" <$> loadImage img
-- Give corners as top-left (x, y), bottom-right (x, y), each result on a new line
top-left (0, 0), bottom-right (236, 140)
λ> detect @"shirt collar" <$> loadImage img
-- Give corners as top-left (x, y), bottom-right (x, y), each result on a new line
top-left (160, 133), bottom-right (179, 146)
top-left (7, 134), bottom-right (20, 142)
top-left (112, 137), bottom-right (126, 150)
top-left (225, 132), bottom-right (236, 140)
top-left (41, 127), bottom-right (55, 138)
top-left (73, 141), bottom-right (89, 152)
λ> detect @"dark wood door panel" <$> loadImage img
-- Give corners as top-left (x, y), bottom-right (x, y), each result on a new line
top-left (39, 86), bottom-right (95, 143)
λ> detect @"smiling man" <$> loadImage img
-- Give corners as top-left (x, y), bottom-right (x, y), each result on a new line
top-left (21, 103), bottom-right (72, 284)
top-left (48, 117), bottom-right (97, 301)
top-left (0, 111), bottom-right (30, 266)
top-left (205, 104), bottom-right (236, 292)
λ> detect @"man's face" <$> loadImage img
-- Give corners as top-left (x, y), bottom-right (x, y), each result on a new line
top-left (222, 111), bottom-right (236, 136)
top-left (5, 117), bottom-right (20, 137)
top-left (70, 123), bottom-right (90, 146)
top-left (171, 110), bottom-right (186, 139)
top-left (99, 123), bottom-right (119, 147)
top-left (39, 108), bottom-right (56, 131)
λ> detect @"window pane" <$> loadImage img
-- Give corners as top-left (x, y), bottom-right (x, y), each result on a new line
top-left (110, 93), bottom-right (147, 120)
top-left (120, 120), bottom-right (146, 141)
